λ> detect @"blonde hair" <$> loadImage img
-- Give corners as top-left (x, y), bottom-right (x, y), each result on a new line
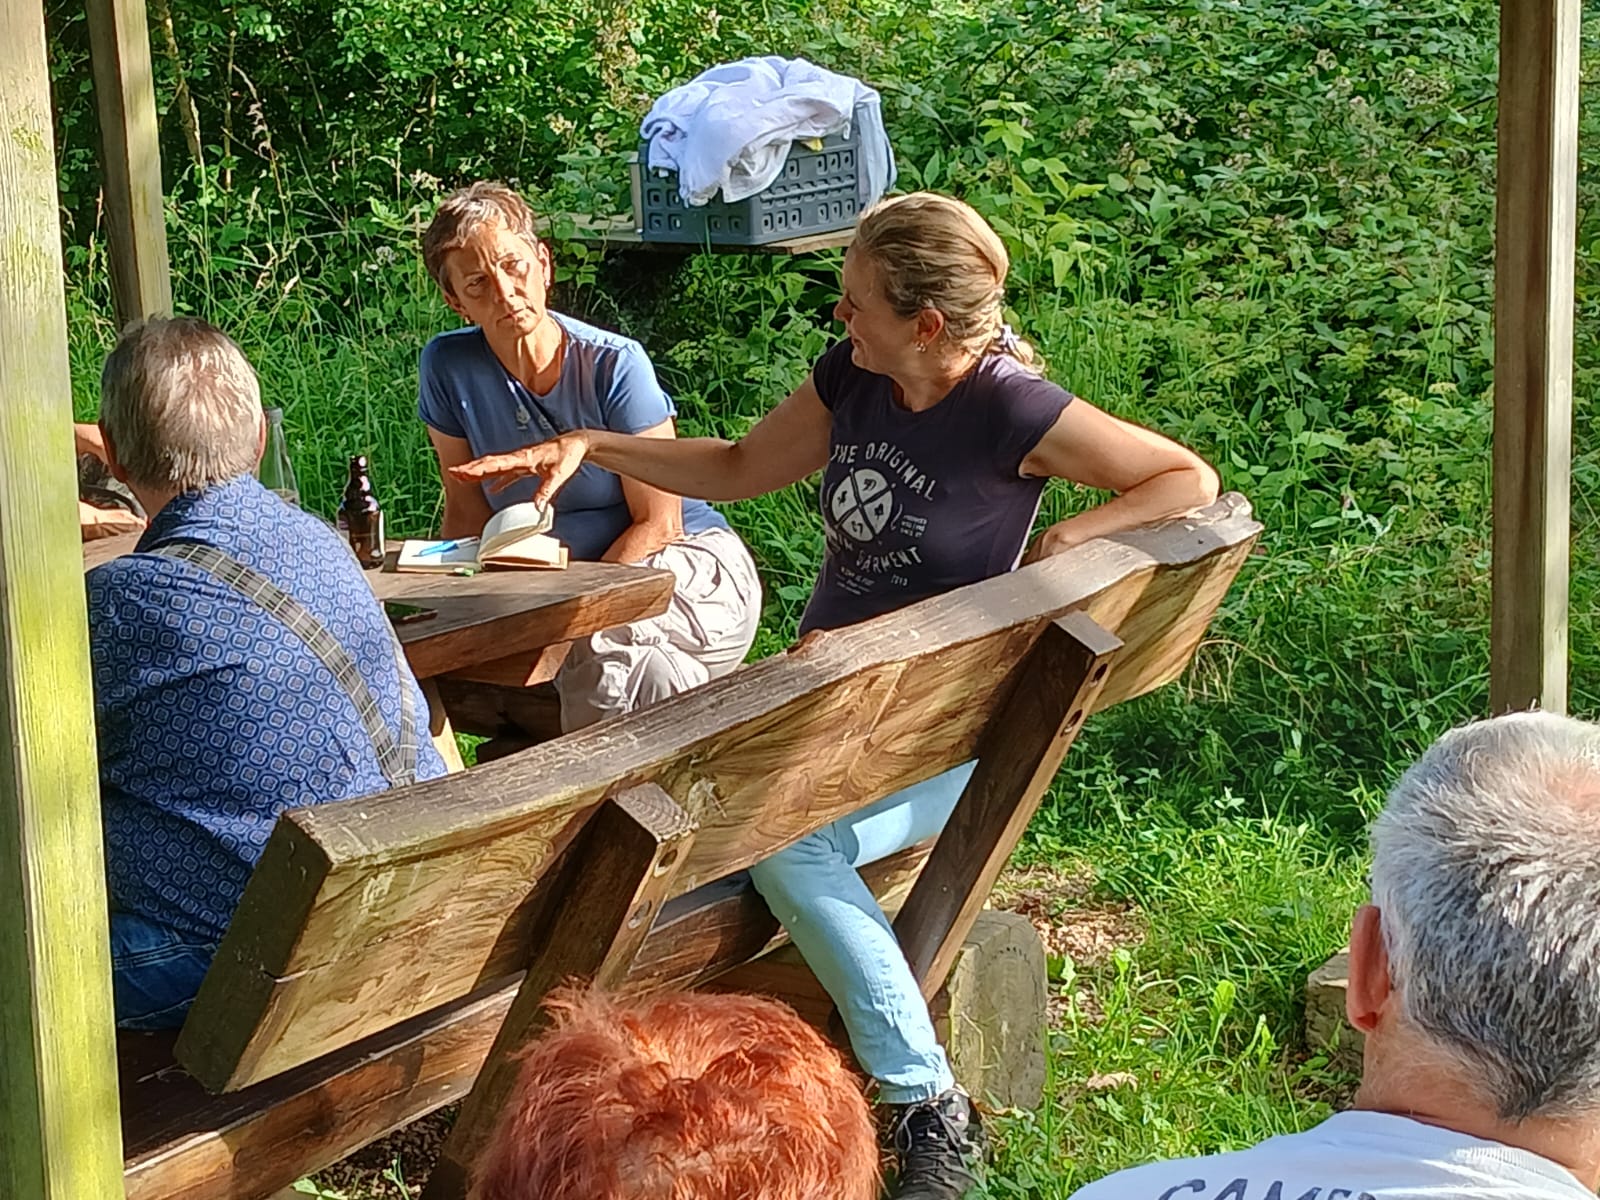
top-left (100, 317), bottom-right (264, 493)
top-left (852, 192), bottom-right (1037, 367)
top-left (422, 181), bottom-right (544, 295)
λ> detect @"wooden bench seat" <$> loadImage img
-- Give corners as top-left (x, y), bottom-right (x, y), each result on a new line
top-left (117, 494), bottom-right (1259, 1200)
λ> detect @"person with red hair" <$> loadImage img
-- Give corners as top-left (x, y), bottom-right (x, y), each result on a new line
top-left (473, 989), bottom-right (880, 1200)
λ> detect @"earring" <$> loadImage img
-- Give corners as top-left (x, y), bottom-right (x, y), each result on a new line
top-left (915, 342), bottom-right (926, 353)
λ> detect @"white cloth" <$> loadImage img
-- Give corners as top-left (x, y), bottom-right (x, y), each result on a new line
top-left (557, 527), bottom-right (762, 731)
top-left (640, 56), bottom-right (894, 208)
top-left (1069, 1111), bottom-right (1593, 1200)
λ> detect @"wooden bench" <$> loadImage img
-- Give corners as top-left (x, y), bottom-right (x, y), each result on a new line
top-left (117, 494), bottom-right (1260, 1200)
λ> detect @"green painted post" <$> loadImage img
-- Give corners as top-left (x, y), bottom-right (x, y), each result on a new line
top-left (0, 1), bottom-right (127, 1197)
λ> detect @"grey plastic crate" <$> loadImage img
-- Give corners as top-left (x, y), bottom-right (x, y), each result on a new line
top-left (634, 127), bottom-right (861, 245)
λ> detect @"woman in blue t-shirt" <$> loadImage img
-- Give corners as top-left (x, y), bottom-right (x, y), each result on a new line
top-left (416, 182), bottom-right (761, 731)
top-left (453, 192), bottom-right (1219, 1199)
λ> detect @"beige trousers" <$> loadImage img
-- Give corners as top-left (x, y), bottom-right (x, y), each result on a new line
top-left (556, 527), bottom-right (762, 731)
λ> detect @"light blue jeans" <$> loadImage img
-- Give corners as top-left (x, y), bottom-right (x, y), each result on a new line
top-left (748, 760), bottom-right (977, 1104)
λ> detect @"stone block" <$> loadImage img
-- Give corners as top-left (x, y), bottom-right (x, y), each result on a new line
top-left (929, 910), bottom-right (1048, 1111)
top-left (1305, 947), bottom-right (1363, 1071)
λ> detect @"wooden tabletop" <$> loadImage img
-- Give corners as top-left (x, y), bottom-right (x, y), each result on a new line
top-left (82, 532), bottom-right (675, 681)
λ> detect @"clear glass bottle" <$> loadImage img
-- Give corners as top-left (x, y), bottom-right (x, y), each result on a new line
top-left (258, 408), bottom-right (300, 507)
top-left (336, 454), bottom-right (385, 570)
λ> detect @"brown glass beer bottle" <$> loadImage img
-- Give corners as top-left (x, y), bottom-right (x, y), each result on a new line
top-left (336, 454), bottom-right (385, 569)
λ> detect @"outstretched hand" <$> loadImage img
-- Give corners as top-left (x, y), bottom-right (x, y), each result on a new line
top-left (448, 432), bottom-right (591, 508)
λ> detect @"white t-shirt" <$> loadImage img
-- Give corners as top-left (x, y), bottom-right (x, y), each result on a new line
top-left (1068, 1111), bottom-right (1594, 1200)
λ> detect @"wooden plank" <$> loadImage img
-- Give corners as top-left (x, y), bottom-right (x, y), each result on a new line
top-left (895, 613), bottom-right (1122, 995)
top-left (422, 783), bottom-right (698, 1200)
top-left (539, 211), bottom-right (854, 255)
top-left (0, 4), bottom-right (127, 1195)
top-left (85, 0), bottom-right (173, 326)
top-left (122, 987), bottom-right (516, 1200)
top-left (85, 535), bottom-right (674, 681)
top-left (445, 642), bottom-right (571, 688)
top-left (1491, 0), bottom-right (1578, 714)
top-left (174, 792), bottom-right (590, 1091)
top-left (181, 496), bottom-right (1259, 1092)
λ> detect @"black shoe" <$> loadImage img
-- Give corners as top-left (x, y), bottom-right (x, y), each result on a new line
top-left (884, 1087), bottom-right (985, 1199)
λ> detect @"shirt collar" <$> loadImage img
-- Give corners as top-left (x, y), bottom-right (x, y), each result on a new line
top-left (135, 474), bottom-right (263, 553)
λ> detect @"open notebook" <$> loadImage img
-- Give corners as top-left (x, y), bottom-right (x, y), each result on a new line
top-left (396, 501), bottom-right (568, 572)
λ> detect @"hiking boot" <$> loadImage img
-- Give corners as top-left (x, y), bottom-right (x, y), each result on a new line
top-left (884, 1086), bottom-right (986, 1199)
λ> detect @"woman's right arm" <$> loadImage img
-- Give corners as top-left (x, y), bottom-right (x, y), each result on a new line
top-left (451, 375), bottom-right (833, 508)
top-left (426, 427), bottom-right (497, 539)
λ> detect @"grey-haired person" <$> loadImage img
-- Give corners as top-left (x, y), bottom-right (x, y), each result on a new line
top-left (416, 182), bottom-right (761, 732)
top-left (1070, 710), bottom-right (1600, 1200)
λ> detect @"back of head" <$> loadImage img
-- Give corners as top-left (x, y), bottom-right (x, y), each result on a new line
top-left (473, 990), bottom-right (879, 1200)
top-left (99, 316), bottom-right (263, 494)
top-left (852, 191), bottom-right (1036, 367)
top-left (1372, 710), bottom-right (1600, 1121)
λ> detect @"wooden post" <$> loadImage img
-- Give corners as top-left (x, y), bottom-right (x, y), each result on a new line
top-left (1491, 0), bottom-right (1578, 715)
top-left (86, 0), bottom-right (174, 327)
top-left (0, 1), bottom-right (127, 1196)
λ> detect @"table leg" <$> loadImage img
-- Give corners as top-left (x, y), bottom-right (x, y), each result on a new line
top-left (420, 679), bottom-right (465, 774)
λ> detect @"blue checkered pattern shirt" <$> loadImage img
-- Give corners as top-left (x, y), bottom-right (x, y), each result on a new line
top-left (88, 475), bottom-right (447, 942)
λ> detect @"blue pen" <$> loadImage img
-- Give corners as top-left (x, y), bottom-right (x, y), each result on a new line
top-left (415, 539), bottom-right (461, 558)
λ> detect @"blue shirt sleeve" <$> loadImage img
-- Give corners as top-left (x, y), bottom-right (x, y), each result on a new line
top-left (599, 341), bottom-right (678, 434)
top-left (417, 338), bottom-right (467, 440)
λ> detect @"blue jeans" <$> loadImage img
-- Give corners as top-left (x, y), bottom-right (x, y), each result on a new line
top-left (748, 761), bottom-right (976, 1104)
top-left (111, 911), bottom-right (217, 1031)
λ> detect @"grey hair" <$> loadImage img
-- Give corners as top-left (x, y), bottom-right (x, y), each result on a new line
top-left (1371, 710), bottom-right (1600, 1120)
top-left (99, 317), bottom-right (264, 493)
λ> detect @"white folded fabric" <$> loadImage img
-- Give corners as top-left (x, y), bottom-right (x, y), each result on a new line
top-left (641, 56), bottom-right (895, 209)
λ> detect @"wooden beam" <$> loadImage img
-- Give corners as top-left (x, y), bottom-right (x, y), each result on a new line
top-left (422, 783), bottom-right (698, 1200)
top-left (1491, 0), bottom-right (1578, 714)
top-left (86, 0), bottom-right (174, 327)
top-left (0, 2), bottom-right (127, 1195)
top-left (895, 613), bottom-right (1121, 995)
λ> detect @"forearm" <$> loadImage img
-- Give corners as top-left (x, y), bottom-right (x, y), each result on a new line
top-left (602, 518), bottom-right (682, 564)
top-left (585, 430), bottom-right (765, 502)
top-left (1035, 464), bottom-right (1219, 556)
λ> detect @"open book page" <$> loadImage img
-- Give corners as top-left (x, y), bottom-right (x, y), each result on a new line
top-left (479, 501), bottom-right (554, 559)
top-left (480, 500), bottom-right (565, 568)
top-left (395, 537), bottom-right (480, 572)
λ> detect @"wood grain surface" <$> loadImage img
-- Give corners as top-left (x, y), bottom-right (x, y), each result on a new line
top-left (173, 496), bottom-right (1258, 1094)
top-left (1, 9), bottom-right (128, 1196)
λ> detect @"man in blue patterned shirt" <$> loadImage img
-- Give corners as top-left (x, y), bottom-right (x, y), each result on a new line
top-left (86, 317), bottom-right (448, 1030)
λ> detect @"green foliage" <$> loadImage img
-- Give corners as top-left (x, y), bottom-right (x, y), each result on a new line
top-left (48, 0), bottom-right (1600, 1192)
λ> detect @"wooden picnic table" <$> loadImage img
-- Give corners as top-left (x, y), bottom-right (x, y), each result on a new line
top-left (82, 531), bottom-right (676, 751)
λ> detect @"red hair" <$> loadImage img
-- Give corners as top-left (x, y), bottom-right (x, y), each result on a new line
top-left (473, 989), bottom-right (879, 1200)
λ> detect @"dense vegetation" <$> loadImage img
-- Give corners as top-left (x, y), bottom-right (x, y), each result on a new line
top-left (46, 0), bottom-right (1600, 1193)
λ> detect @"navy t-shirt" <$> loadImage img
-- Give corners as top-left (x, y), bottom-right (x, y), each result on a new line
top-left (418, 313), bottom-right (727, 561)
top-left (800, 339), bottom-right (1073, 634)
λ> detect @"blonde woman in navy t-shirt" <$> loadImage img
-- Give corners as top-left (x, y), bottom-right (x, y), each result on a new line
top-left (454, 192), bottom-right (1219, 1199)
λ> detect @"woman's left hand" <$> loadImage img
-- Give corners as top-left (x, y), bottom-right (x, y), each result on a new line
top-left (1021, 522), bottom-right (1084, 564)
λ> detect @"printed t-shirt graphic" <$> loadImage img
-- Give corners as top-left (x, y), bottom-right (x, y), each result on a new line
top-left (801, 338), bottom-right (1074, 634)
